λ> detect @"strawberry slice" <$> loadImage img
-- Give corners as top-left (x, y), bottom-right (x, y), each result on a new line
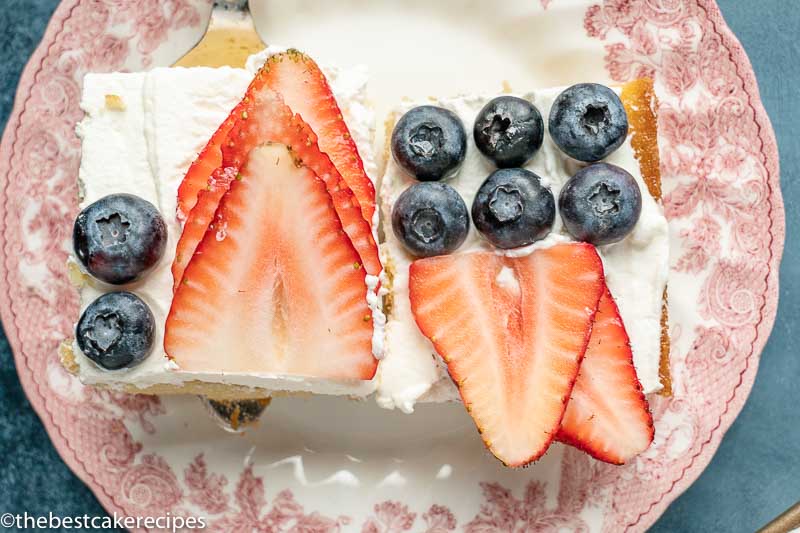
top-left (408, 243), bottom-right (604, 467)
top-left (165, 143), bottom-right (377, 379)
top-left (171, 84), bottom-right (381, 289)
top-left (223, 85), bottom-right (380, 275)
top-left (175, 106), bottom-right (240, 221)
top-left (260, 50), bottom-right (377, 224)
top-left (172, 165), bottom-right (235, 290)
top-left (557, 286), bottom-right (654, 464)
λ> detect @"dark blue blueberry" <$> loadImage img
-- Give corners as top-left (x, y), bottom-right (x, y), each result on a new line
top-left (392, 182), bottom-right (469, 257)
top-left (473, 96), bottom-right (544, 168)
top-left (548, 83), bottom-right (629, 162)
top-left (471, 168), bottom-right (555, 249)
top-left (391, 106), bottom-right (467, 181)
top-left (558, 162), bottom-right (642, 246)
top-left (76, 291), bottom-right (155, 370)
top-left (73, 193), bottom-right (167, 285)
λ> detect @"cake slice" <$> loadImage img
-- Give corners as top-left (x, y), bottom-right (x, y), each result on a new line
top-left (62, 50), bottom-right (382, 398)
top-left (377, 79), bottom-right (667, 463)
top-left (378, 78), bottom-right (670, 414)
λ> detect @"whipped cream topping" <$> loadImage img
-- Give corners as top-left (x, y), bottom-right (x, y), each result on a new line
top-left (378, 89), bottom-right (669, 412)
top-left (71, 53), bottom-right (381, 395)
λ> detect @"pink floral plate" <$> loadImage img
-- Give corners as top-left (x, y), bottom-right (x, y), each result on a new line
top-left (0, 0), bottom-right (783, 531)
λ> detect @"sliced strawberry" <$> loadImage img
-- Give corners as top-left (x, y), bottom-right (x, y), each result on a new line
top-left (171, 84), bottom-right (381, 289)
top-left (223, 84), bottom-right (380, 276)
top-left (557, 286), bottom-right (654, 464)
top-left (171, 165), bottom-right (235, 290)
top-left (260, 50), bottom-right (376, 224)
top-left (165, 143), bottom-right (377, 379)
top-left (408, 243), bottom-right (604, 467)
top-left (175, 106), bottom-right (240, 221)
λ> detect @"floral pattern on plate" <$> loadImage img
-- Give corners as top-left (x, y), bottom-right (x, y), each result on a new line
top-left (0, 0), bottom-right (782, 531)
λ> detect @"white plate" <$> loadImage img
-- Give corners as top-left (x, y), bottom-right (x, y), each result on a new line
top-left (0, 0), bottom-right (782, 531)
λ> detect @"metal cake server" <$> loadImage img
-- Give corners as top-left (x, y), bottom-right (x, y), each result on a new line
top-left (174, 0), bottom-right (264, 69)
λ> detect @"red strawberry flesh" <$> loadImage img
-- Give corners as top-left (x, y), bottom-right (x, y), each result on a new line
top-left (175, 105), bottom-right (240, 221)
top-left (408, 243), bottom-right (604, 467)
top-left (165, 143), bottom-right (377, 380)
top-left (557, 286), bottom-right (655, 464)
top-left (171, 83), bottom-right (380, 289)
top-left (260, 50), bottom-right (377, 224)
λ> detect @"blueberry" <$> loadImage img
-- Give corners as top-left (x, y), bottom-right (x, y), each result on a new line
top-left (472, 168), bottom-right (555, 249)
top-left (76, 291), bottom-right (155, 370)
top-left (391, 106), bottom-right (467, 181)
top-left (392, 182), bottom-right (469, 257)
top-left (558, 163), bottom-right (642, 246)
top-left (73, 193), bottom-right (167, 285)
top-left (548, 83), bottom-right (628, 162)
top-left (473, 96), bottom-right (544, 168)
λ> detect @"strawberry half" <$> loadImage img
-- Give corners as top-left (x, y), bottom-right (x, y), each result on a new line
top-left (408, 243), bottom-right (604, 467)
top-left (260, 50), bottom-right (377, 224)
top-left (557, 286), bottom-right (654, 464)
top-left (165, 143), bottom-right (377, 380)
top-left (171, 82), bottom-right (380, 289)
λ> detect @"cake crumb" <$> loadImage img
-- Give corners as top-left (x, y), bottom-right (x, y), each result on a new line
top-left (66, 259), bottom-right (88, 287)
top-left (104, 94), bottom-right (126, 111)
top-left (59, 340), bottom-right (79, 375)
top-left (502, 80), bottom-right (513, 93)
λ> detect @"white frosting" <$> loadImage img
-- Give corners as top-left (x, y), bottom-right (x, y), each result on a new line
top-left (244, 45), bottom-right (289, 72)
top-left (72, 55), bottom-right (380, 396)
top-left (495, 266), bottom-right (520, 292)
top-left (377, 89), bottom-right (669, 412)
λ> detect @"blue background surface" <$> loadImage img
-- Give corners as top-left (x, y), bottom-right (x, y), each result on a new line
top-left (0, 1), bottom-right (797, 531)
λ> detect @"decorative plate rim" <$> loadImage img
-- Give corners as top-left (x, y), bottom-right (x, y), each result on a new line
top-left (0, 0), bottom-right (784, 530)
top-left (0, 0), bottom-right (157, 518)
top-left (619, 0), bottom-right (784, 527)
